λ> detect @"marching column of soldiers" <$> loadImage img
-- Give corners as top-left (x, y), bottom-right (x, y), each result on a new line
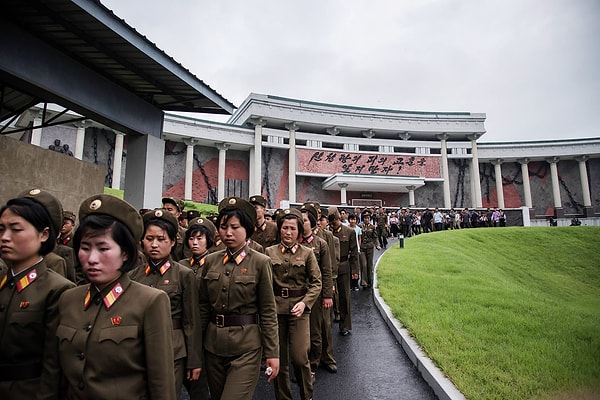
top-left (0, 190), bottom-right (383, 400)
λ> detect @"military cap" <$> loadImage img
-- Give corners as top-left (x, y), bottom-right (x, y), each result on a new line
top-left (207, 213), bottom-right (219, 226)
top-left (218, 197), bottom-right (257, 223)
top-left (186, 209), bottom-right (201, 220)
top-left (63, 210), bottom-right (76, 223)
top-left (319, 207), bottom-right (329, 218)
top-left (273, 208), bottom-right (283, 219)
top-left (161, 196), bottom-right (185, 213)
top-left (277, 208), bottom-right (303, 224)
top-left (299, 203), bottom-right (318, 221)
top-left (142, 208), bottom-right (179, 232)
top-left (17, 188), bottom-right (63, 234)
top-left (249, 195), bottom-right (267, 208)
top-left (362, 210), bottom-right (373, 219)
top-left (327, 206), bottom-right (340, 222)
top-left (188, 216), bottom-right (217, 236)
top-left (79, 194), bottom-right (143, 240)
top-left (264, 210), bottom-right (274, 218)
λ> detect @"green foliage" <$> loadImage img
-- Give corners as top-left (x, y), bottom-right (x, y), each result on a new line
top-left (101, 188), bottom-right (217, 215)
top-left (378, 227), bottom-right (600, 400)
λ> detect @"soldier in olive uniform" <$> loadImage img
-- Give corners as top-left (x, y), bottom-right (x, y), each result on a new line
top-left (266, 209), bottom-right (322, 400)
top-left (0, 189), bottom-right (75, 399)
top-left (57, 194), bottom-right (175, 399)
top-left (359, 210), bottom-right (378, 288)
top-left (57, 210), bottom-right (76, 247)
top-left (249, 195), bottom-right (278, 248)
top-left (299, 204), bottom-right (334, 381)
top-left (162, 196), bottom-right (192, 260)
top-left (328, 206), bottom-right (359, 336)
top-left (375, 208), bottom-right (389, 249)
top-left (199, 197), bottom-right (279, 400)
top-left (130, 208), bottom-right (202, 399)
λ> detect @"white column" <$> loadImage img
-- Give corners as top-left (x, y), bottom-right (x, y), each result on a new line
top-left (31, 114), bottom-right (43, 146)
top-left (492, 159), bottom-right (505, 209)
top-left (576, 156), bottom-right (592, 207)
top-left (285, 122), bottom-right (299, 203)
top-left (437, 134), bottom-right (451, 208)
top-left (111, 131), bottom-right (124, 190)
top-left (124, 134), bottom-right (165, 209)
top-left (518, 158), bottom-right (532, 208)
top-left (250, 118), bottom-right (266, 195)
top-left (468, 134), bottom-right (482, 208)
top-left (183, 139), bottom-right (197, 200)
top-left (407, 185), bottom-right (416, 207)
top-left (548, 157), bottom-right (562, 208)
top-left (75, 121), bottom-right (87, 160)
top-left (216, 143), bottom-right (231, 201)
top-left (338, 183), bottom-right (348, 205)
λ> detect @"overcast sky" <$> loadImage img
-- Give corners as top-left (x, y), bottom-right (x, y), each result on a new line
top-left (102, 0), bottom-right (599, 143)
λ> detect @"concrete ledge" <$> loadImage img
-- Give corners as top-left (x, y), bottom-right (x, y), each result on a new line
top-left (373, 255), bottom-right (467, 400)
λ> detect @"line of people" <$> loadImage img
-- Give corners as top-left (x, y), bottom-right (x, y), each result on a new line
top-left (0, 190), bottom-right (369, 400)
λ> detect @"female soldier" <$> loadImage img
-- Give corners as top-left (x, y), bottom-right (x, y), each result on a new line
top-left (265, 208), bottom-right (322, 400)
top-left (0, 189), bottom-right (75, 400)
top-left (56, 194), bottom-right (175, 399)
top-left (130, 208), bottom-right (202, 399)
top-left (199, 197), bottom-right (279, 400)
top-left (179, 216), bottom-right (215, 400)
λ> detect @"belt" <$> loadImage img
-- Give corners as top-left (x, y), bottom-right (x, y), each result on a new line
top-left (339, 256), bottom-right (349, 262)
top-left (0, 362), bottom-right (42, 381)
top-left (210, 313), bottom-right (258, 328)
top-left (273, 285), bottom-right (308, 298)
top-left (172, 318), bottom-right (183, 330)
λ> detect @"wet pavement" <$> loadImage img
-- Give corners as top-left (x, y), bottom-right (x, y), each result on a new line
top-left (253, 241), bottom-right (438, 400)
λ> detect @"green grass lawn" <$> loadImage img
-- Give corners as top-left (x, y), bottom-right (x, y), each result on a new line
top-left (377, 226), bottom-right (600, 400)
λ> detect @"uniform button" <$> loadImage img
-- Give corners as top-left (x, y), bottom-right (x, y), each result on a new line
top-left (225, 271), bottom-right (230, 276)
top-left (8, 282), bottom-right (14, 289)
top-left (78, 381), bottom-right (84, 390)
top-left (222, 287), bottom-right (227, 292)
top-left (78, 353), bottom-right (85, 360)
top-left (221, 304), bottom-right (226, 309)
top-left (94, 297), bottom-right (101, 305)
top-left (85, 324), bottom-right (92, 332)
top-left (284, 258), bottom-right (289, 262)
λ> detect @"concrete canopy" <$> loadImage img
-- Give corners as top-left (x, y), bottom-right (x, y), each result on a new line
top-left (322, 173), bottom-right (426, 193)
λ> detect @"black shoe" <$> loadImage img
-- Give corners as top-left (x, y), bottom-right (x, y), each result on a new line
top-left (352, 287), bottom-right (359, 291)
top-left (322, 364), bottom-right (337, 373)
top-left (339, 330), bottom-right (350, 336)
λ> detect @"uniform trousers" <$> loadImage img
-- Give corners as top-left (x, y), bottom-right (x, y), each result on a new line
top-left (174, 357), bottom-right (186, 400)
top-left (336, 272), bottom-right (352, 332)
top-left (205, 347), bottom-right (261, 400)
top-left (309, 296), bottom-right (335, 371)
top-left (275, 314), bottom-right (313, 400)
top-left (184, 368), bottom-right (210, 400)
top-left (359, 247), bottom-right (374, 287)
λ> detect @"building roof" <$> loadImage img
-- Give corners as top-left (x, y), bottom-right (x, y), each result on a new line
top-left (1, 0), bottom-right (235, 123)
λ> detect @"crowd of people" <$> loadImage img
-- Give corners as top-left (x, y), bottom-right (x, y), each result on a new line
top-left (0, 186), bottom-right (511, 400)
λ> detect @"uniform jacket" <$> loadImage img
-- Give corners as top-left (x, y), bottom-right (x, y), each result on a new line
top-left (359, 222), bottom-right (378, 250)
top-left (251, 220), bottom-right (278, 249)
top-left (129, 257), bottom-right (202, 369)
top-left (0, 259), bottom-right (75, 400)
top-left (331, 224), bottom-right (360, 276)
top-left (199, 246), bottom-right (279, 359)
top-left (265, 243), bottom-right (322, 315)
top-left (57, 274), bottom-right (175, 400)
top-left (299, 234), bottom-right (333, 299)
top-left (314, 227), bottom-right (339, 279)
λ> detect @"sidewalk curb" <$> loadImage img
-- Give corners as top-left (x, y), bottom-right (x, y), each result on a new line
top-left (373, 252), bottom-right (467, 400)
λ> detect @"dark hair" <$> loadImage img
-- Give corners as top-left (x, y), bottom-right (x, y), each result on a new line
top-left (218, 208), bottom-right (254, 239)
top-left (301, 210), bottom-right (317, 229)
top-left (277, 214), bottom-right (303, 233)
top-left (348, 213), bottom-right (357, 220)
top-left (73, 214), bottom-right (139, 273)
top-left (144, 218), bottom-right (177, 242)
top-left (1, 198), bottom-right (56, 255)
top-left (185, 225), bottom-right (214, 249)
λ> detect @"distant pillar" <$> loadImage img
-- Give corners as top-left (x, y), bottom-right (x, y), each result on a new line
top-left (338, 182), bottom-right (348, 205)
top-left (183, 139), bottom-right (198, 200)
top-left (31, 113), bottom-right (42, 146)
top-left (407, 185), bottom-right (416, 207)
top-left (467, 134), bottom-right (482, 208)
top-left (576, 156), bottom-right (593, 216)
top-left (75, 121), bottom-right (87, 160)
top-left (437, 133), bottom-right (451, 208)
top-left (547, 157), bottom-right (563, 215)
top-left (518, 158), bottom-right (532, 208)
top-left (111, 131), bottom-right (124, 190)
top-left (124, 134), bottom-right (165, 209)
top-left (250, 118), bottom-right (266, 195)
top-left (492, 159), bottom-right (505, 209)
top-left (285, 122), bottom-right (299, 203)
top-left (216, 142), bottom-right (231, 201)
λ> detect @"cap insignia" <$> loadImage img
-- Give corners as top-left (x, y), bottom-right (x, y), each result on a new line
top-left (90, 199), bottom-right (102, 210)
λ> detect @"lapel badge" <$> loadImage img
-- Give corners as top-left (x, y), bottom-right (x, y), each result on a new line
top-left (19, 300), bottom-right (30, 309)
top-left (241, 268), bottom-right (248, 274)
top-left (111, 316), bottom-right (122, 326)
top-left (164, 279), bottom-right (170, 284)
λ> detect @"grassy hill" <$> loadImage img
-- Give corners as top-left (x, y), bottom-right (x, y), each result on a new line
top-left (377, 226), bottom-right (600, 400)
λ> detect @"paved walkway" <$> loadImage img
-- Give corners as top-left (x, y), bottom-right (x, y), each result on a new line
top-left (254, 240), bottom-right (439, 399)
